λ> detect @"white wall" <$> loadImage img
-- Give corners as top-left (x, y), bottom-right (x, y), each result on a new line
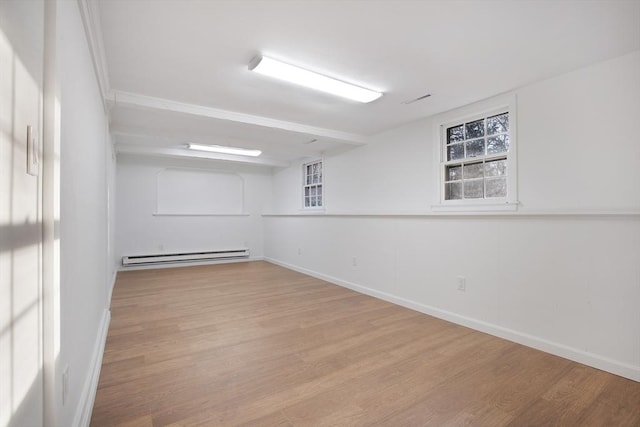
top-left (266, 51), bottom-right (640, 380)
top-left (116, 155), bottom-right (272, 264)
top-left (275, 51), bottom-right (640, 214)
top-left (107, 137), bottom-right (117, 294)
top-left (0, 1), bottom-right (45, 426)
top-left (58, 1), bottom-right (112, 425)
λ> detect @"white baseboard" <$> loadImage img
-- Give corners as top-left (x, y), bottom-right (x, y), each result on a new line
top-left (265, 257), bottom-right (640, 382)
top-left (107, 269), bottom-right (117, 307)
top-left (72, 308), bottom-right (111, 427)
top-left (117, 256), bottom-right (264, 272)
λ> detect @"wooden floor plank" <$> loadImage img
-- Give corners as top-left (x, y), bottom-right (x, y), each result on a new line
top-left (91, 261), bottom-right (640, 426)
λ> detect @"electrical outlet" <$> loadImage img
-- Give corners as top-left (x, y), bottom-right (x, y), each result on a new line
top-left (457, 276), bottom-right (466, 291)
top-left (62, 365), bottom-right (69, 406)
top-left (352, 257), bottom-right (358, 267)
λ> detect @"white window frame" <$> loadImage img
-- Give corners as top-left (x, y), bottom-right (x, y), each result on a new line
top-left (302, 159), bottom-right (324, 210)
top-left (433, 96), bottom-right (518, 212)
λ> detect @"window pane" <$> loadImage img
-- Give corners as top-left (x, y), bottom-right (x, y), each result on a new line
top-left (486, 177), bottom-right (507, 198)
top-left (445, 182), bottom-right (462, 200)
top-left (465, 138), bottom-right (485, 158)
top-left (447, 125), bottom-right (464, 144)
top-left (465, 119), bottom-right (484, 139)
top-left (317, 194), bottom-right (322, 206)
top-left (487, 113), bottom-right (508, 135)
top-left (310, 186), bottom-right (316, 197)
top-left (448, 143), bottom-right (464, 161)
top-left (464, 162), bottom-right (483, 179)
top-left (317, 184), bottom-right (322, 195)
top-left (305, 187), bottom-right (310, 196)
top-left (464, 179), bottom-right (484, 198)
top-left (485, 159), bottom-right (507, 177)
top-left (318, 163), bottom-right (323, 182)
top-left (441, 112), bottom-right (511, 203)
top-left (304, 196), bottom-right (310, 207)
top-left (487, 135), bottom-right (509, 154)
top-left (446, 165), bottom-right (462, 181)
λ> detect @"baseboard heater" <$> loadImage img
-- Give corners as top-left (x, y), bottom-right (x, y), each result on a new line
top-left (122, 248), bottom-right (249, 266)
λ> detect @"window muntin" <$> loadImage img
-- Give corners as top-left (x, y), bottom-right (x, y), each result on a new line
top-left (443, 112), bottom-right (509, 201)
top-left (303, 160), bottom-right (323, 208)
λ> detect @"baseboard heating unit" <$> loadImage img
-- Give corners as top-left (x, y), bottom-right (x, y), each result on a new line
top-left (122, 248), bottom-right (250, 266)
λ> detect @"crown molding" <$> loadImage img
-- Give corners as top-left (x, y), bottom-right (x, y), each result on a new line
top-left (77, 0), bottom-right (110, 110)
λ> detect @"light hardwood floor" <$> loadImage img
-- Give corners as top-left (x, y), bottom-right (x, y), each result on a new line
top-left (91, 261), bottom-right (640, 426)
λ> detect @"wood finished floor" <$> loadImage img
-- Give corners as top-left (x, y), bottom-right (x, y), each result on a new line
top-left (91, 261), bottom-right (640, 426)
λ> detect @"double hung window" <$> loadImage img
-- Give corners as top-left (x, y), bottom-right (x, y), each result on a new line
top-left (441, 110), bottom-right (513, 204)
top-left (303, 160), bottom-right (323, 208)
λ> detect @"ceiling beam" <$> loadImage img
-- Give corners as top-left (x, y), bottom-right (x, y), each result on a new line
top-left (111, 129), bottom-right (324, 159)
top-left (108, 90), bottom-right (368, 145)
top-left (116, 144), bottom-right (291, 168)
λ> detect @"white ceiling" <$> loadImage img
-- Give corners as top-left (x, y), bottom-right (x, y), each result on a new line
top-left (95, 0), bottom-right (640, 166)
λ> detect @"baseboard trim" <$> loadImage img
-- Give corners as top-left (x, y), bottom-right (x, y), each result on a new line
top-left (265, 257), bottom-right (640, 382)
top-left (107, 269), bottom-right (117, 307)
top-left (117, 256), bottom-right (264, 272)
top-left (73, 308), bottom-right (111, 427)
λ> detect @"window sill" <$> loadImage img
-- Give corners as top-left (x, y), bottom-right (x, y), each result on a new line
top-left (152, 212), bottom-right (251, 217)
top-left (299, 208), bottom-right (326, 214)
top-left (431, 202), bottom-right (519, 213)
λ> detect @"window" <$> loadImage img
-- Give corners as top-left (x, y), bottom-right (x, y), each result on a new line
top-left (439, 105), bottom-right (516, 208)
top-left (303, 160), bottom-right (323, 209)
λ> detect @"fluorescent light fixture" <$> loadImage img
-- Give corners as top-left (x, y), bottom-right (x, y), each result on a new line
top-left (186, 143), bottom-right (262, 157)
top-left (249, 55), bottom-right (382, 103)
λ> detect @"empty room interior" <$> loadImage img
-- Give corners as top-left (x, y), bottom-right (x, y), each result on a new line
top-left (2, 0), bottom-right (640, 426)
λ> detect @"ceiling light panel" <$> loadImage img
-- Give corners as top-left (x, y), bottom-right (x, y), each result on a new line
top-left (249, 55), bottom-right (382, 103)
top-left (187, 143), bottom-right (262, 157)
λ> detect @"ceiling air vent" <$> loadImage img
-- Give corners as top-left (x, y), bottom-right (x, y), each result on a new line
top-left (402, 93), bottom-right (432, 105)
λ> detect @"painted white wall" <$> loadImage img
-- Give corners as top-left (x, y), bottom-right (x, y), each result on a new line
top-left (116, 155), bottom-right (272, 264)
top-left (271, 159), bottom-right (303, 212)
top-left (106, 136), bottom-right (117, 297)
top-left (58, 1), bottom-right (112, 426)
top-left (266, 51), bottom-right (640, 380)
top-left (274, 51), bottom-right (640, 214)
top-left (517, 51), bottom-right (640, 212)
top-left (0, 1), bottom-right (45, 426)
